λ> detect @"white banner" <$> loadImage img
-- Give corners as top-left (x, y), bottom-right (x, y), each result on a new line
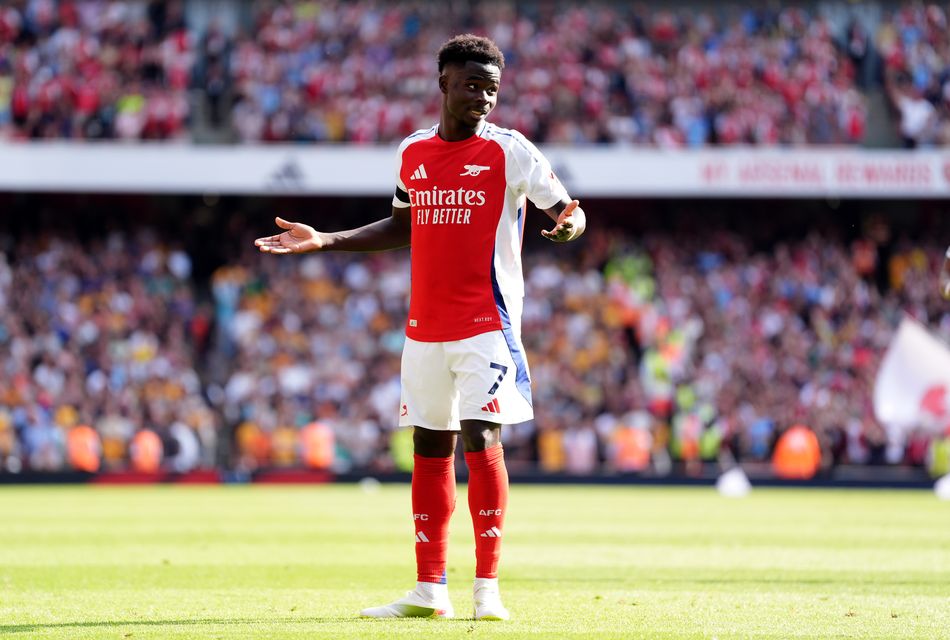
top-left (548, 148), bottom-right (950, 198)
top-left (873, 318), bottom-right (950, 434)
top-left (0, 143), bottom-right (949, 197)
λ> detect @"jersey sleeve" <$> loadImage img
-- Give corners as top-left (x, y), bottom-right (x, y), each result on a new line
top-left (392, 138), bottom-right (412, 209)
top-left (506, 130), bottom-right (569, 211)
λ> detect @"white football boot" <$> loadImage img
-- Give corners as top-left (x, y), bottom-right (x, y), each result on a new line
top-left (473, 577), bottom-right (510, 621)
top-left (360, 582), bottom-right (454, 619)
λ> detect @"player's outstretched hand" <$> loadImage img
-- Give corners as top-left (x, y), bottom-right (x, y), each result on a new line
top-left (254, 217), bottom-right (325, 254)
top-left (542, 200), bottom-right (584, 242)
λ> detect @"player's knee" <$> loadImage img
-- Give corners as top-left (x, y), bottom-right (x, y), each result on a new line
top-left (412, 427), bottom-right (456, 458)
top-left (460, 421), bottom-right (501, 452)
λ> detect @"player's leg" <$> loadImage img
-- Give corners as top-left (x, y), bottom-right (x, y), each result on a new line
top-left (361, 339), bottom-right (460, 619)
top-left (460, 421), bottom-right (506, 581)
top-left (461, 419), bottom-right (511, 621)
top-left (409, 427), bottom-right (457, 607)
top-left (452, 331), bottom-right (534, 621)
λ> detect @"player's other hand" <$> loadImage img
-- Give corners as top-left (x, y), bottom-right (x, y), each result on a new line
top-left (541, 200), bottom-right (584, 242)
top-left (254, 217), bottom-right (325, 254)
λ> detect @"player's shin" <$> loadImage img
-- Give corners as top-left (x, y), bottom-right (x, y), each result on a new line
top-left (464, 444), bottom-right (508, 578)
top-left (411, 453), bottom-right (457, 584)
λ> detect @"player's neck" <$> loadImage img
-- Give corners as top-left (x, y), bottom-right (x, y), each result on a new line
top-left (438, 114), bottom-right (480, 142)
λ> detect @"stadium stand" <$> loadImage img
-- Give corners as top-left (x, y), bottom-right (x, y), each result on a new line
top-left (1, 0), bottom-right (948, 480)
top-left (878, 2), bottom-right (950, 147)
top-left (1, 204), bottom-right (947, 475)
top-left (224, 1), bottom-right (869, 145)
top-left (0, 223), bottom-right (217, 472)
top-left (3, 0), bottom-right (948, 146)
top-left (0, 0), bottom-right (192, 140)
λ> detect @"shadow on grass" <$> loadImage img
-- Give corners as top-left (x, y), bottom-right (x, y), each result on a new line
top-left (0, 616), bottom-right (358, 635)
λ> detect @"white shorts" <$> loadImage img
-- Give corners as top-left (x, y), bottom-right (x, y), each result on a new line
top-left (399, 330), bottom-right (534, 431)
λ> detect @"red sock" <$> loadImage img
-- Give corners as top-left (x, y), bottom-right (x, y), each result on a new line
top-left (412, 453), bottom-right (456, 584)
top-left (464, 444), bottom-right (508, 579)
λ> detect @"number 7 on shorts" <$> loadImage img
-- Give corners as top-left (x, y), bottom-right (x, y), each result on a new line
top-left (487, 362), bottom-right (508, 396)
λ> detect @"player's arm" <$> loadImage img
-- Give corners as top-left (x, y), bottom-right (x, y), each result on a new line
top-left (541, 198), bottom-right (586, 243)
top-left (507, 129), bottom-right (586, 243)
top-left (254, 206), bottom-right (411, 254)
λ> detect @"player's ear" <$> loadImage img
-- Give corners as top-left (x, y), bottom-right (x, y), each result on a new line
top-left (438, 71), bottom-right (448, 95)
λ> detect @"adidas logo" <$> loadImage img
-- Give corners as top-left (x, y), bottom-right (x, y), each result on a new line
top-left (415, 531), bottom-right (430, 543)
top-left (410, 164), bottom-right (428, 180)
top-left (479, 527), bottom-right (502, 538)
top-left (480, 398), bottom-right (501, 414)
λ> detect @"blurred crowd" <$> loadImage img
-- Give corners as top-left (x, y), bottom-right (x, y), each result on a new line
top-left (2, 0), bottom-right (950, 146)
top-left (222, 1), bottom-right (869, 145)
top-left (879, 2), bottom-right (950, 146)
top-left (500, 218), bottom-right (949, 475)
top-left (0, 229), bottom-right (216, 472)
top-left (208, 248), bottom-right (409, 473)
top-left (0, 0), bottom-right (192, 140)
top-left (2, 212), bottom-right (948, 476)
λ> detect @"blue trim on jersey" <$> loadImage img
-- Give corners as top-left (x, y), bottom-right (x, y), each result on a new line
top-left (517, 205), bottom-right (524, 240)
top-left (439, 570), bottom-right (447, 585)
top-left (490, 251), bottom-right (532, 406)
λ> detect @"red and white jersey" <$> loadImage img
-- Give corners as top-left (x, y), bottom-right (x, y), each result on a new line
top-left (393, 122), bottom-right (568, 343)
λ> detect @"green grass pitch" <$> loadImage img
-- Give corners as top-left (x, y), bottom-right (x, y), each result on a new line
top-left (0, 485), bottom-right (948, 639)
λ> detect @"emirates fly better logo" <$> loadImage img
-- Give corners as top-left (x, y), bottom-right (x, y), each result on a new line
top-left (408, 166), bottom-right (488, 226)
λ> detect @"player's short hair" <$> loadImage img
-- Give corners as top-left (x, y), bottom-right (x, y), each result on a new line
top-left (437, 34), bottom-right (505, 73)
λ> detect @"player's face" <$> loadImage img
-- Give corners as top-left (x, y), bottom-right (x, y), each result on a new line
top-left (441, 61), bottom-right (501, 129)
